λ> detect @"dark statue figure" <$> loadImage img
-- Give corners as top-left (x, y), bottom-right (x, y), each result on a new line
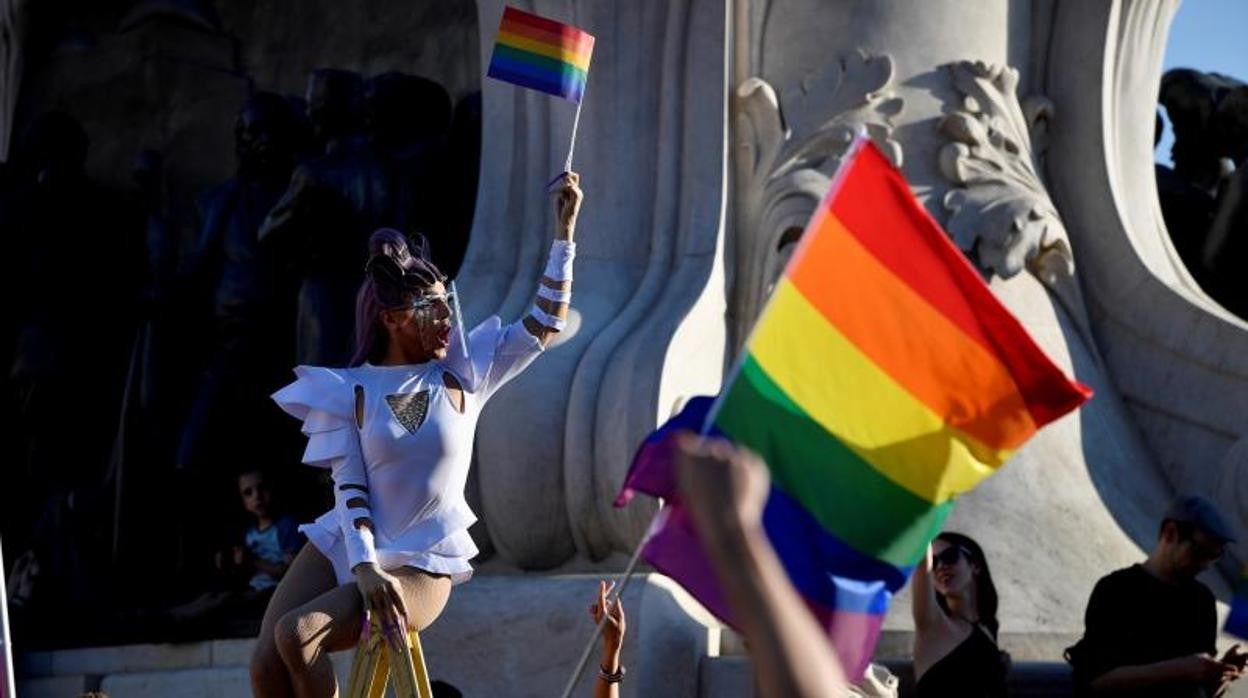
top-left (306, 68), bottom-right (363, 157)
top-left (1157, 68), bottom-right (1248, 318)
top-left (177, 92), bottom-right (301, 473)
top-left (259, 70), bottom-right (454, 365)
top-left (0, 112), bottom-right (139, 633)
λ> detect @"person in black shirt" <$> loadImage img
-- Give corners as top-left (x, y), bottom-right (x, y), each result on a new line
top-left (1066, 495), bottom-right (1246, 696)
top-left (912, 532), bottom-right (1010, 697)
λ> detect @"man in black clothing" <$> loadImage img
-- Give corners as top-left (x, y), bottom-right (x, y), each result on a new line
top-left (1066, 495), bottom-right (1246, 696)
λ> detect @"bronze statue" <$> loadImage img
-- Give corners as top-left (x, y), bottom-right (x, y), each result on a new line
top-left (2, 111), bottom-right (137, 620)
top-left (259, 71), bottom-right (452, 365)
top-left (177, 92), bottom-right (301, 472)
top-left (1157, 68), bottom-right (1248, 318)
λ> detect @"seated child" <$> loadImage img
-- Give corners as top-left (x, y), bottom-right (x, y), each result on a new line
top-left (234, 468), bottom-right (302, 592)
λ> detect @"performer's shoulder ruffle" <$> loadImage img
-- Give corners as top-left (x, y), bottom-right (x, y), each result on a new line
top-left (272, 366), bottom-right (358, 468)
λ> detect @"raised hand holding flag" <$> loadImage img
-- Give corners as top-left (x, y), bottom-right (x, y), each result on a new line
top-left (487, 6), bottom-right (595, 171)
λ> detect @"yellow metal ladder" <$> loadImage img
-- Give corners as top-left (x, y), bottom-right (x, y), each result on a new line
top-left (345, 617), bottom-right (434, 698)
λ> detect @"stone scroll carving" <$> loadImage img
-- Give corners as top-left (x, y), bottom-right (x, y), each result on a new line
top-left (938, 61), bottom-right (1072, 283)
top-left (937, 60), bottom-right (1094, 345)
top-left (732, 49), bottom-right (903, 347)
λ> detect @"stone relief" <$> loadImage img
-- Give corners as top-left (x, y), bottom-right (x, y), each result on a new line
top-left (938, 60), bottom-right (1071, 282)
top-left (732, 49), bottom-right (903, 347)
top-left (937, 59), bottom-right (1094, 345)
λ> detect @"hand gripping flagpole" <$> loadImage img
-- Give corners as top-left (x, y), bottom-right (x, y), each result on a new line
top-left (558, 414), bottom-right (723, 698)
top-left (557, 512), bottom-right (656, 698)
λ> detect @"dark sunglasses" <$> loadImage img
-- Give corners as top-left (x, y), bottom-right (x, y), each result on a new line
top-left (933, 546), bottom-right (971, 568)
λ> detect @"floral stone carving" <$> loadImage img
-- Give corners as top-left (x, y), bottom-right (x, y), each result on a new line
top-left (938, 60), bottom-right (1074, 284)
top-left (733, 49), bottom-right (903, 346)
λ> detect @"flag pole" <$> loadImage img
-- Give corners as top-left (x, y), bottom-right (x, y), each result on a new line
top-left (564, 88), bottom-right (585, 173)
top-left (556, 514), bottom-right (657, 698)
top-left (558, 133), bottom-right (871, 696)
top-left (0, 536), bottom-right (16, 698)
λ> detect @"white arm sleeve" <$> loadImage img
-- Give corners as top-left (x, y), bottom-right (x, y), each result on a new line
top-left (327, 427), bottom-right (378, 570)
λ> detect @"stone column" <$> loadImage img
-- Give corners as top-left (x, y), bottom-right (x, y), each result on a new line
top-left (461, 0), bottom-right (729, 569)
top-left (731, 0), bottom-right (1192, 653)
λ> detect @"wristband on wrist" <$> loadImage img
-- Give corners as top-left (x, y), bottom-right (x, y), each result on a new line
top-left (598, 664), bottom-right (626, 684)
top-left (529, 304), bottom-right (567, 330)
top-left (536, 284), bottom-right (572, 304)
top-left (544, 240), bottom-right (576, 282)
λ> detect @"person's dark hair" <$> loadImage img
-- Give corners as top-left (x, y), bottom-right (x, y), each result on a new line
top-left (352, 228), bottom-right (446, 366)
top-left (430, 680), bottom-right (462, 698)
top-left (933, 531), bottom-right (1000, 639)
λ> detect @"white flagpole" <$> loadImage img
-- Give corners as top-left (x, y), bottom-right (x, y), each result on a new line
top-left (0, 536), bottom-right (17, 698)
top-left (563, 88), bottom-right (585, 173)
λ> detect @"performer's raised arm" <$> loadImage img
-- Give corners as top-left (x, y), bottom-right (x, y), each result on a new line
top-left (523, 171), bottom-right (582, 346)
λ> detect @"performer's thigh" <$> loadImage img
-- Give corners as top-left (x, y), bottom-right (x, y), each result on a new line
top-left (257, 543), bottom-right (339, 647)
top-left (393, 568), bottom-right (453, 631)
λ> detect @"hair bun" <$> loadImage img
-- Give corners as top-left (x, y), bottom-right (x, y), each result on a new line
top-left (364, 253), bottom-right (406, 287)
top-left (367, 227), bottom-right (414, 265)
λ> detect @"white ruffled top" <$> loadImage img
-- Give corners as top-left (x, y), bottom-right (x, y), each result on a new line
top-left (271, 316), bottom-right (543, 584)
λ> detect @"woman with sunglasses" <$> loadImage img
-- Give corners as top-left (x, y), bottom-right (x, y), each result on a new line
top-left (249, 173), bottom-right (584, 697)
top-left (911, 531), bottom-right (1010, 697)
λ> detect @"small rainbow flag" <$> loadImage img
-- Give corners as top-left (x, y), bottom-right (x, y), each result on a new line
top-left (1227, 565), bottom-right (1248, 640)
top-left (487, 6), bottom-right (594, 103)
top-left (618, 140), bottom-right (1092, 679)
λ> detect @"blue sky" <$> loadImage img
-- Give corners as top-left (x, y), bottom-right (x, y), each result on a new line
top-left (1156, 1), bottom-right (1248, 165)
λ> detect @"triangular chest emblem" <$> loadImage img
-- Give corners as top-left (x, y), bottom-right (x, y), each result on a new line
top-left (385, 390), bottom-right (430, 434)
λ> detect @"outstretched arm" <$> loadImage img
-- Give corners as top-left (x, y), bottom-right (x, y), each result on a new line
top-left (675, 434), bottom-right (845, 698)
top-left (523, 172), bottom-right (583, 347)
top-left (911, 545), bottom-right (942, 630)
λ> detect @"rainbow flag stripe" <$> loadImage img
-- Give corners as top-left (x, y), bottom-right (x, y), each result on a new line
top-left (1227, 565), bottom-right (1248, 640)
top-left (487, 6), bottom-right (594, 103)
top-left (617, 141), bottom-right (1091, 679)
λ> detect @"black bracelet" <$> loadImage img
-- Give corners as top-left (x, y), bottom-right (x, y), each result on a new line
top-left (598, 664), bottom-right (626, 684)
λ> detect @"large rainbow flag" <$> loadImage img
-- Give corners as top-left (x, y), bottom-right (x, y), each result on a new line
top-left (617, 141), bottom-right (1092, 679)
top-left (1228, 565), bottom-right (1248, 640)
top-left (487, 6), bottom-right (594, 103)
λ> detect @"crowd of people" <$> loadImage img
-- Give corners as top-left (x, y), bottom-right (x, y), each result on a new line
top-left (594, 436), bottom-right (1244, 697)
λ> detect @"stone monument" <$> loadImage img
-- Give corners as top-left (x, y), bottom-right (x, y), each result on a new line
top-left (4, 1), bottom-right (1248, 695)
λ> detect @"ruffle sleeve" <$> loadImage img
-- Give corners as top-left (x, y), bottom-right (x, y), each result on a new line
top-left (272, 366), bottom-right (358, 468)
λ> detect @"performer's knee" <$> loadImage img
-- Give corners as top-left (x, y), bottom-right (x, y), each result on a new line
top-left (249, 637), bottom-right (286, 687)
top-left (273, 611), bottom-right (320, 668)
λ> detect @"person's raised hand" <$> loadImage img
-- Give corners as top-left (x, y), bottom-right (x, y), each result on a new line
top-left (551, 171), bottom-right (583, 241)
top-left (354, 563), bottom-right (410, 646)
top-left (674, 432), bottom-right (770, 552)
top-left (1222, 644), bottom-right (1248, 672)
top-left (590, 579), bottom-right (626, 657)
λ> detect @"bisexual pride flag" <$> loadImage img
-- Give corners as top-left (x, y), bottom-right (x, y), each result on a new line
top-left (487, 6), bottom-right (594, 103)
top-left (617, 141), bottom-right (1092, 679)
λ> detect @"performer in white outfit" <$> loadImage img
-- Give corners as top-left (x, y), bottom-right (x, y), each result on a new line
top-left (250, 173), bottom-right (583, 697)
